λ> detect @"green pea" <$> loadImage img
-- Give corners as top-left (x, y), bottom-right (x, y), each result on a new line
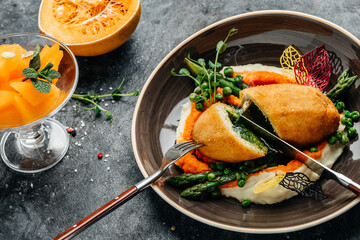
top-left (345, 118), bottom-right (353, 127)
top-left (328, 136), bottom-right (337, 145)
top-left (335, 131), bottom-right (343, 140)
top-left (344, 110), bottom-right (351, 118)
top-left (216, 163), bottom-right (224, 171)
top-left (215, 93), bottom-right (224, 101)
top-left (241, 172), bottom-right (248, 180)
top-left (211, 189), bottom-right (221, 198)
top-left (202, 91), bottom-right (209, 98)
top-left (223, 168), bottom-right (232, 174)
top-left (194, 86), bottom-right (201, 94)
top-left (222, 87), bottom-right (232, 96)
top-left (209, 162), bottom-right (217, 170)
top-left (340, 135), bottom-right (349, 145)
top-left (335, 101), bottom-right (345, 113)
top-left (309, 147), bottom-right (318, 152)
top-left (242, 200), bottom-right (251, 207)
top-left (208, 172), bottom-right (216, 181)
top-left (201, 82), bottom-right (209, 90)
top-left (195, 102), bottom-right (204, 111)
top-left (224, 67), bottom-right (234, 77)
top-left (347, 127), bottom-right (358, 138)
top-left (234, 75), bottom-right (243, 83)
top-left (235, 172), bottom-right (242, 180)
top-left (341, 116), bottom-right (353, 127)
top-left (238, 179), bottom-right (245, 187)
top-left (189, 93), bottom-right (197, 102)
top-left (351, 111), bottom-right (360, 121)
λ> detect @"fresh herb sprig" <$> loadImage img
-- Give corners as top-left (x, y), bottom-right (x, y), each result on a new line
top-left (71, 77), bottom-right (140, 122)
top-left (171, 28), bottom-right (239, 110)
top-left (22, 44), bottom-right (61, 93)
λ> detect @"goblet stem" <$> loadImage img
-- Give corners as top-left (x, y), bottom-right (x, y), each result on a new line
top-left (17, 123), bottom-right (46, 150)
top-left (0, 118), bottom-right (69, 173)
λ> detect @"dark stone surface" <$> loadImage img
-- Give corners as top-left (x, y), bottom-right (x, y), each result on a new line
top-left (0, 0), bottom-right (360, 239)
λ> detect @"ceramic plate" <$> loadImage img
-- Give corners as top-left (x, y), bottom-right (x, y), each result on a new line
top-left (131, 10), bottom-right (360, 233)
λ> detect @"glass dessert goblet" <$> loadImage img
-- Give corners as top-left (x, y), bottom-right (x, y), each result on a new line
top-left (0, 33), bottom-right (78, 173)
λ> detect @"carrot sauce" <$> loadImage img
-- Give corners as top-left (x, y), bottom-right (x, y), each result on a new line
top-left (233, 71), bottom-right (293, 86)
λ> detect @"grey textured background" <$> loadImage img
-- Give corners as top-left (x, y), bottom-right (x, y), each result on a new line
top-left (1, 0), bottom-right (360, 239)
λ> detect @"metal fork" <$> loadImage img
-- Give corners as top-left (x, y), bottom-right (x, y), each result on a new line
top-left (54, 140), bottom-right (205, 240)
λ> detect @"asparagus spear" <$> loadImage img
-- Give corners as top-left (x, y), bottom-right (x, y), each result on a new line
top-left (166, 171), bottom-right (222, 187)
top-left (326, 68), bottom-right (358, 101)
top-left (180, 172), bottom-right (237, 199)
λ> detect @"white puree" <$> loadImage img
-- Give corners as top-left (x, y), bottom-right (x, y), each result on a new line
top-left (176, 64), bottom-right (345, 204)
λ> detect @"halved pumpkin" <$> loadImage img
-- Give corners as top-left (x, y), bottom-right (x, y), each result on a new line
top-left (38, 0), bottom-right (141, 56)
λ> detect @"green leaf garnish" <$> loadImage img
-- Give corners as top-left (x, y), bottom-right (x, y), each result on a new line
top-left (31, 79), bottom-right (51, 93)
top-left (179, 68), bottom-right (190, 75)
top-left (216, 41), bottom-right (227, 54)
top-left (47, 69), bottom-right (61, 79)
top-left (171, 28), bottom-right (238, 107)
top-left (29, 44), bottom-right (41, 70)
top-left (22, 44), bottom-right (61, 93)
top-left (22, 68), bottom-right (38, 79)
top-left (71, 77), bottom-right (140, 122)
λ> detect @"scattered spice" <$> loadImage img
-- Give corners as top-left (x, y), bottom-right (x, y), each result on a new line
top-left (71, 129), bottom-right (77, 137)
top-left (66, 128), bottom-right (76, 136)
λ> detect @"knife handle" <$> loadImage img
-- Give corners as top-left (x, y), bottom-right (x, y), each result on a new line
top-left (332, 171), bottom-right (360, 196)
top-left (54, 186), bottom-right (139, 240)
top-left (347, 183), bottom-right (360, 195)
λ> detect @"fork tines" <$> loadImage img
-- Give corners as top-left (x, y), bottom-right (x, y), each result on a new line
top-left (174, 140), bottom-right (205, 152)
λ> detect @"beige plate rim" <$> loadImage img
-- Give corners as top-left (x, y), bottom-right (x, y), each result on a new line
top-left (131, 10), bottom-right (360, 234)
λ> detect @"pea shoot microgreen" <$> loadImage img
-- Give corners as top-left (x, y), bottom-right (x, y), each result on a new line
top-left (71, 77), bottom-right (140, 122)
top-left (171, 28), bottom-right (238, 110)
top-left (22, 44), bottom-right (61, 93)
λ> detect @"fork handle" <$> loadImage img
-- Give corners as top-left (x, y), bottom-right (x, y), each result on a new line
top-left (54, 186), bottom-right (139, 240)
top-left (54, 170), bottom-right (164, 240)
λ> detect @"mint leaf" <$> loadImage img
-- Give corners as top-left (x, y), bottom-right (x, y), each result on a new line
top-left (29, 44), bottom-right (41, 70)
top-left (40, 62), bottom-right (54, 74)
top-left (38, 73), bottom-right (53, 83)
top-left (47, 69), bottom-right (61, 79)
top-left (22, 68), bottom-right (38, 79)
top-left (31, 80), bottom-right (51, 93)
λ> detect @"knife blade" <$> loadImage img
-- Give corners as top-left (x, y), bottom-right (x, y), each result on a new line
top-left (238, 114), bottom-right (360, 195)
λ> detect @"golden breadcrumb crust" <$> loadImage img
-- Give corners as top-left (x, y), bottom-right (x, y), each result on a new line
top-left (192, 103), bottom-right (266, 162)
top-left (240, 84), bottom-right (340, 148)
